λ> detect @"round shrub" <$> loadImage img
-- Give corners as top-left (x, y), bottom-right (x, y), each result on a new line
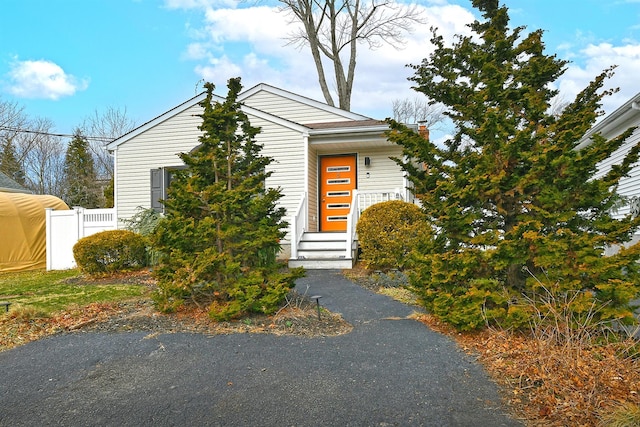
top-left (73, 230), bottom-right (147, 275)
top-left (356, 200), bottom-right (431, 271)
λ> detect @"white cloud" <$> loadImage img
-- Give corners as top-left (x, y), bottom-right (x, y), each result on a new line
top-left (183, 42), bottom-right (211, 60)
top-left (201, 6), bottom-right (291, 51)
top-left (174, 0), bottom-right (640, 121)
top-left (6, 59), bottom-right (89, 100)
top-left (557, 42), bottom-right (640, 114)
top-left (164, 0), bottom-right (238, 10)
top-left (178, 3), bottom-right (475, 119)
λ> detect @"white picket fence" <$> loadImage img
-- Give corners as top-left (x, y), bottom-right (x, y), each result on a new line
top-left (45, 207), bottom-right (117, 270)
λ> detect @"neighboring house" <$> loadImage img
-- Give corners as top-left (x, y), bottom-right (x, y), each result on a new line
top-left (577, 92), bottom-right (640, 252)
top-left (0, 171), bottom-right (31, 193)
top-left (107, 83), bottom-right (413, 269)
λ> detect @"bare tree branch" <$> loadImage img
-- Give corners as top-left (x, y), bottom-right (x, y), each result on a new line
top-left (20, 118), bottom-right (66, 197)
top-left (80, 106), bottom-right (136, 181)
top-left (281, 0), bottom-right (424, 111)
top-left (392, 97), bottom-right (446, 128)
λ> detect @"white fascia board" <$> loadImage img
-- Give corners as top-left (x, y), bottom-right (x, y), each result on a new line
top-left (240, 83), bottom-right (372, 121)
top-left (309, 124), bottom-right (390, 137)
top-left (243, 104), bottom-right (310, 135)
top-left (309, 126), bottom-right (391, 147)
top-left (576, 92), bottom-right (640, 150)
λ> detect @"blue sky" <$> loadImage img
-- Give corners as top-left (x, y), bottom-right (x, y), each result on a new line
top-left (1, 0), bottom-right (639, 138)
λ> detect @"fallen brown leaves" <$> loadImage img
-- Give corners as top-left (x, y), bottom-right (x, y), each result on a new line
top-left (414, 313), bottom-right (640, 426)
top-left (0, 273), bottom-right (352, 353)
top-left (0, 302), bottom-right (129, 351)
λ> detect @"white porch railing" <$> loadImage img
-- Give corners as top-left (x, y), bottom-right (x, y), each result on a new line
top-left (46, 207), bottom-right (117, 270)
top-left (356, 189), bottom-right (403, 211)
top-left (290, 192), bottom-right (307, 260)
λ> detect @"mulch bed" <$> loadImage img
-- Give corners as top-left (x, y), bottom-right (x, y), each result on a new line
top-left (0, 270), bottom-right (352, 352)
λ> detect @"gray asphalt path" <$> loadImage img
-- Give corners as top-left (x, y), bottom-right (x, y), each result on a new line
top-left (0, 270), bottom-right (520, 426)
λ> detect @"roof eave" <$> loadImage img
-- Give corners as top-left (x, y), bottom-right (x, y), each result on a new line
top-left (309, 124), bottom-right (390, 137)
top-left (577, 92), bottom-right (640, 149)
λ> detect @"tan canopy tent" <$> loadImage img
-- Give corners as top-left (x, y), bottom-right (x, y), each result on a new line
top-left (0, 192), bottom-right (69, 272)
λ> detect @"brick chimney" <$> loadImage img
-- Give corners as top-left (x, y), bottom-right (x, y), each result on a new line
top-left (418, 123), bottom-right (429, 140)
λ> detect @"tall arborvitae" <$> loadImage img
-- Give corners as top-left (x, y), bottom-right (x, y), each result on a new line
top-left (387, 0), bottom-right (640, 330)
top-left (152, 78), bottom-right (303, 320)
top-left (63, 131), bottom-right (100, 208)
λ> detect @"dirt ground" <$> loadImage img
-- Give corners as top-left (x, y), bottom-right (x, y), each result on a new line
top-left (62, 270), bottom-right (353, 338)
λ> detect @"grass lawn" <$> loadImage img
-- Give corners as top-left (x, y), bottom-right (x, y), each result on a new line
top-left (0, 269), bottom-right (147, 317)
top-left (0, 269), bottom-right (149, 352)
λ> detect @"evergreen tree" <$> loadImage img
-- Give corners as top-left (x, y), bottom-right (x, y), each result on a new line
top-left (152, 78), bottom-right (303, 320)
top-left (63, 131), bottom-right (100, 208)
top-left (0, 138), bottom-right (26, 185)
top-left (387, 0), bottom-right (640, 330)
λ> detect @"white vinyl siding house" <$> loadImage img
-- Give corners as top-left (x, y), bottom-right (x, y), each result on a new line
top-left (107, 83), bottom-right (413, 268)
top-left (249, 115), bottom-right (307, 221)
top-left (577, 92), bottom-right (640, 251)
top-left (115, 102), bottom-right (203, 220)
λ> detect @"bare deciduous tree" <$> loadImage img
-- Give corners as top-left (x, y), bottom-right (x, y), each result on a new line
top-left (0, 98), bottom-right (29, 184)
top-left (1, 100), bottom-right (135, 202)
top-left (80, 106), bottom-right (136, 181)
top-left (549, 95), bottom-right (569, 118)
top-left (0, 98), bottom-right (27, 134)
top-left (20, 118), bottom-right (66, 197)
top-left (392, 97), bottom-right (446, 128)
top-left (282, 0), bottom-right (424, 111)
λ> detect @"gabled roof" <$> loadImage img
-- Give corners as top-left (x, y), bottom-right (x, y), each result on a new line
top-left (0, 171), bottom-right (31, 193)
top-left (239, 83), bottom-right (370, 121)
top-left (576, 92), bottom-right (640, 149)
top-left (106, 92), bottom-right (208, 151)
top-left (106, 83), bottom-right (378, 151)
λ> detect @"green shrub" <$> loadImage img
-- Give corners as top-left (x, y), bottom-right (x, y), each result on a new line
top-left (73, 230), bottom-right (147, 275)
top-left (356, 200), bottom-right (431, 271)
top-left (207, 269), bottom-right (301, 321)
top-left (122, 207), bottom-right (163, 265)
top-left (122, 206), bottom-right (162, 236)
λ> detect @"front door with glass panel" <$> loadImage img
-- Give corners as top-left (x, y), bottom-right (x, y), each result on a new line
top-left (319, 154), bottom-right (357, 232)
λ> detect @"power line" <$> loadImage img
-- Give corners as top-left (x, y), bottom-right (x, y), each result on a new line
top-left (0, 126), bottom-right (114, 143)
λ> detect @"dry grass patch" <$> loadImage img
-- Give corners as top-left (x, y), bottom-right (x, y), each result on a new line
top-left (1, 270), bottom-right (352, 352)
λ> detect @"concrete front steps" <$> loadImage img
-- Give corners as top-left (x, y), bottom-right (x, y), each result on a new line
top-left (288, 232), bottom-right (356, 269)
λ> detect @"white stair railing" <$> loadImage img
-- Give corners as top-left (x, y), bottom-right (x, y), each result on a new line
top-left (345, 189), bottom-right (359, 259)
top-left (290, 192), bottom-right (307, 260)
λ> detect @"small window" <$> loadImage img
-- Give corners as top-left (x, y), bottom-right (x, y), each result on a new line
top-left (327, 191), bottom-right (350, 197)
top-left (327, 203), bottom-right (350, 209)
top-left (327, 166), bottom-right (350, 172)
top-left (327, 178), bottom-right (350, 185)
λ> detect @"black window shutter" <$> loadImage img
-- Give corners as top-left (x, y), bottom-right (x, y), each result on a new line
top-left (150, 168), bottom-right (163, 213)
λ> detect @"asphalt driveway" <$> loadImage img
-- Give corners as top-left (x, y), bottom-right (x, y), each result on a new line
top-left (0, 270), bottom-right (520, 426)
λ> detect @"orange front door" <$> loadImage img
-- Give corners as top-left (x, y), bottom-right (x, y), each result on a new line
top-left (320, 155), bottom-right (357, 232)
